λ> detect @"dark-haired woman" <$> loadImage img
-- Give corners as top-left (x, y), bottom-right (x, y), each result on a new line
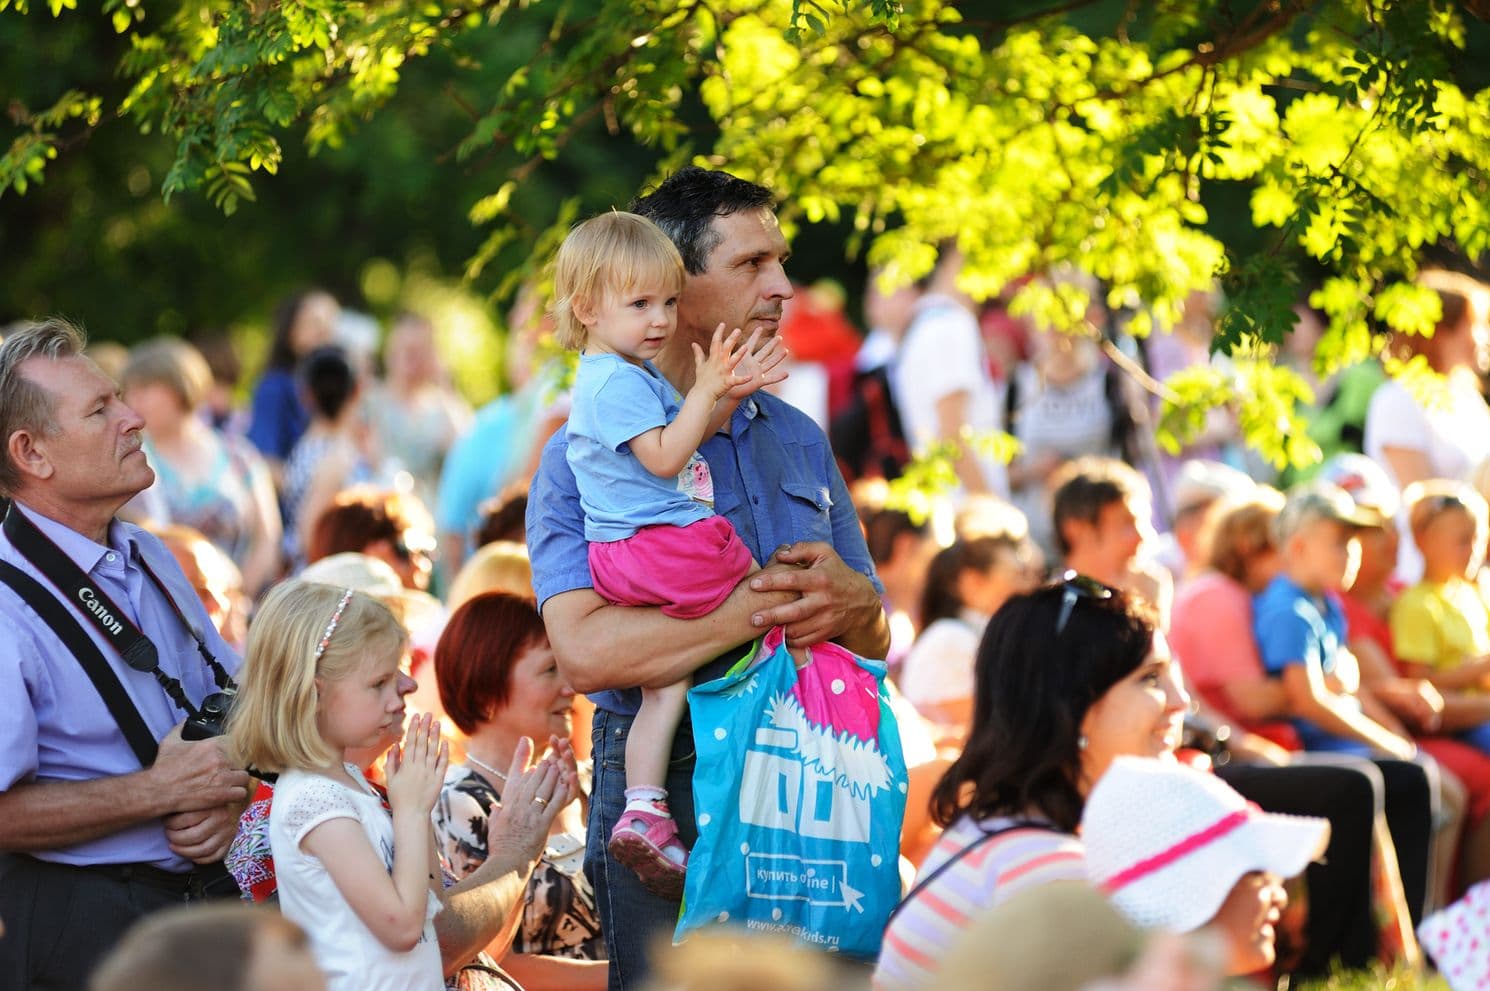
top-left (897, 534), bottom-right (1038, 739)
top-left (432, 592), bottom-right (606, 991)
top-left (246, 289), bottom-right (340, 479)
top-left (282, 346), bottom-right (374, 566)
top-left (874, 581), bottom-right (1188, 991)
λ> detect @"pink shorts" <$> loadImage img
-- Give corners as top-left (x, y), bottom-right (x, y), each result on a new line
top-left (589, 516), bottom-right (754, 619)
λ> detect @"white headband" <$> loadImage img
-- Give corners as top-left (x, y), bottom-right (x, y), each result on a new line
top-left (314, 588), bottom-right (356, 661)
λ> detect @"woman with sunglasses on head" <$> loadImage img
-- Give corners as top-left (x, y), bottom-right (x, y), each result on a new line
top-left (880, 577), bottom-right (1428, 983)
top-left (873, 578), bottom-right (1188, 991)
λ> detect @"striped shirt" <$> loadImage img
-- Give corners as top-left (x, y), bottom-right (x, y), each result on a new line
top-left (873, 815), bottom-right (1085, 990)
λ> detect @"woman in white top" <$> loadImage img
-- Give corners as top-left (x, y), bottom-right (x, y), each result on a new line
top-left (891, 249), bottom-right (1007, 500)
top-left (366, 313), bottom-right (472, 508)
top-left (1006, 323), bottom-right (1138, 557)
top-left (898, 534), bottom-right (1039, 740)
top-left (1365, 269), bottom-right (1490, 579)
top-left (232, 582), bottom-right (573, 991)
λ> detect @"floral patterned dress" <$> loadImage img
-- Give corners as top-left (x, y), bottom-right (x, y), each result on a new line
top-left (433, 764), bottom-right (605, 961)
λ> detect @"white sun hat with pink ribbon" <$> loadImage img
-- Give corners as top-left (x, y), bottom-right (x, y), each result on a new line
top-left (1081, 756), bottom-right (1331, 933)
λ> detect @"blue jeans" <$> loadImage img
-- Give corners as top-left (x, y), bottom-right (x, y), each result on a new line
top-left (588, 706), bottom-right (700, 991)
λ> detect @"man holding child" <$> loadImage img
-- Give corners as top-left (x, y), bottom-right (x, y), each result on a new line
top-left (527, 167), bottom-right (889, 987)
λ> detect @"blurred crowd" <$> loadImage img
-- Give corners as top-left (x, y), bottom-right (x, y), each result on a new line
top-left (6, 220), bottom-right (1490, 991)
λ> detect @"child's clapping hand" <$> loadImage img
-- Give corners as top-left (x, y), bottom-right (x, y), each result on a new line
top-left (691, 324), bottom-right (791, 402)
top-left (384, 713), bottom-right (448, 815)
top-left (727, 330), bottom-right (790, 401)
top-left (691, 325), bottom-right (753, 401)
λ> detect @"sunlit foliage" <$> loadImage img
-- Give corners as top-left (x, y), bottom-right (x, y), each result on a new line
top-left (4, 0), bottom-right (1488, 467)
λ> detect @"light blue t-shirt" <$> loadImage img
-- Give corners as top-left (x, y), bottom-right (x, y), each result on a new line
top-left (529, 388), bottom-right (884, 716)
top-left (435, 393), bottom-right (521, 538)
top-left (436, 362), bottom-right (567, 556)
top-left (565, 353), bottom-right (714, 543)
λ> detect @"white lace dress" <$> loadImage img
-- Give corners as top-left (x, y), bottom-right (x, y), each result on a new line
top-left (270, 766), bottom-right (444, 991)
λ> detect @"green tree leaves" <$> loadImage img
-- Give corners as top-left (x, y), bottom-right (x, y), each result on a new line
top-left (3, 0), bottom-right (1488, 476)
top-left (0, 89), bottom-right (99, 196)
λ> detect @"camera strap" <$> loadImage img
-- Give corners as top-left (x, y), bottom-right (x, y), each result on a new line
top-left (1, 503), bottom-right (215, 721)
top-left (135, 551), bottom-right (234, 691)
top-left (0, 560), bottom-right (158, 766)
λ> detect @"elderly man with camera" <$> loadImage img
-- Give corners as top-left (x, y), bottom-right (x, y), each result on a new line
top-left (0, 319), bottom-right (251, 989)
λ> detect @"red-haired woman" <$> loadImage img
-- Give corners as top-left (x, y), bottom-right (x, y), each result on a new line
top-left (432, 592), bottom-right (606, 990)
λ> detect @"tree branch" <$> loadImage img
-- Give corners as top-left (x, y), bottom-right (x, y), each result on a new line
top-left (1087, 0), bottom-right (1311, 103)
top-left (960, 0), bottom-right (1110, 38)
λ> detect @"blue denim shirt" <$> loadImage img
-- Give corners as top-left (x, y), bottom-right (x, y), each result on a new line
top-left (527, 392), bottom-right (883, 715)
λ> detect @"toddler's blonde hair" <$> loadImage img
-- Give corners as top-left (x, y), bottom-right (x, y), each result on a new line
top-left (229, 580), bottom-right (406, 773)
top-left (1202, 489), bottom-right (1286, 583)
top-left (552, 211), bottom-right (686, 350)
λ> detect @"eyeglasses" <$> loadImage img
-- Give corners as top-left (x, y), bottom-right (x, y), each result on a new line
top-left (1055, 570), bottom-right (1115, 635)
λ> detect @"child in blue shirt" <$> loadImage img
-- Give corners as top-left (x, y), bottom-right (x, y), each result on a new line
top-left (1254, 481), bottom-right (1419, 759)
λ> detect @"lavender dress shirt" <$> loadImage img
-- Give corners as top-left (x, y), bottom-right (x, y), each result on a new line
top-left (0, 502), bottom-right (241, 870)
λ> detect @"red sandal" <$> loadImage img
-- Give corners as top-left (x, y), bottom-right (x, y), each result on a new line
top-left (608, 806), bottom-right (689, 900)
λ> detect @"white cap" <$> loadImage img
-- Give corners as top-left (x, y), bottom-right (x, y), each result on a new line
top-left (1173, 459), bottom-right (1257, 517)
top-left (1316, 453), bottom-right (1400, 519)
top-left (1083, 757), bottom-right (1330, 933)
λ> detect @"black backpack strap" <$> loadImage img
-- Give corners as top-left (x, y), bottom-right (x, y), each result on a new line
top-left (885, 819), bottom-right (1061, 926)
top-left (1004, 363), bottom-right (1021, 431)
top-left (0, 561), bottom-right (159, 767)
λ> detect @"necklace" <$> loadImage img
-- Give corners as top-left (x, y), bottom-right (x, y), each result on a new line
top-left (465, 753), bottom-right (508, 784)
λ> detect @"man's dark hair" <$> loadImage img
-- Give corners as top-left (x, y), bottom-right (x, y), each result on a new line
top-left (1049, 455), bottom-right (1147, 557)
top-left (630, 166), bottom-right (775, 274)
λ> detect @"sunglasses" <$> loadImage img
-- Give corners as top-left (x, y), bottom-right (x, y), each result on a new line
top-left (1054, 570), bottom-right (1116, 635)
top-left (393, 535), bottom-right (433, 565)
top-left (1420, 493), bottom-right (1470, 516)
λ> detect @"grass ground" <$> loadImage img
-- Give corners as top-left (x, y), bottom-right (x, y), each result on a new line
top-left (1293, 964), bottom-right (1449, 990)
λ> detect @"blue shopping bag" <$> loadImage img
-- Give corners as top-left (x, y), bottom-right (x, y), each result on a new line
top-left (678, 627), bottom-right (907, 959)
